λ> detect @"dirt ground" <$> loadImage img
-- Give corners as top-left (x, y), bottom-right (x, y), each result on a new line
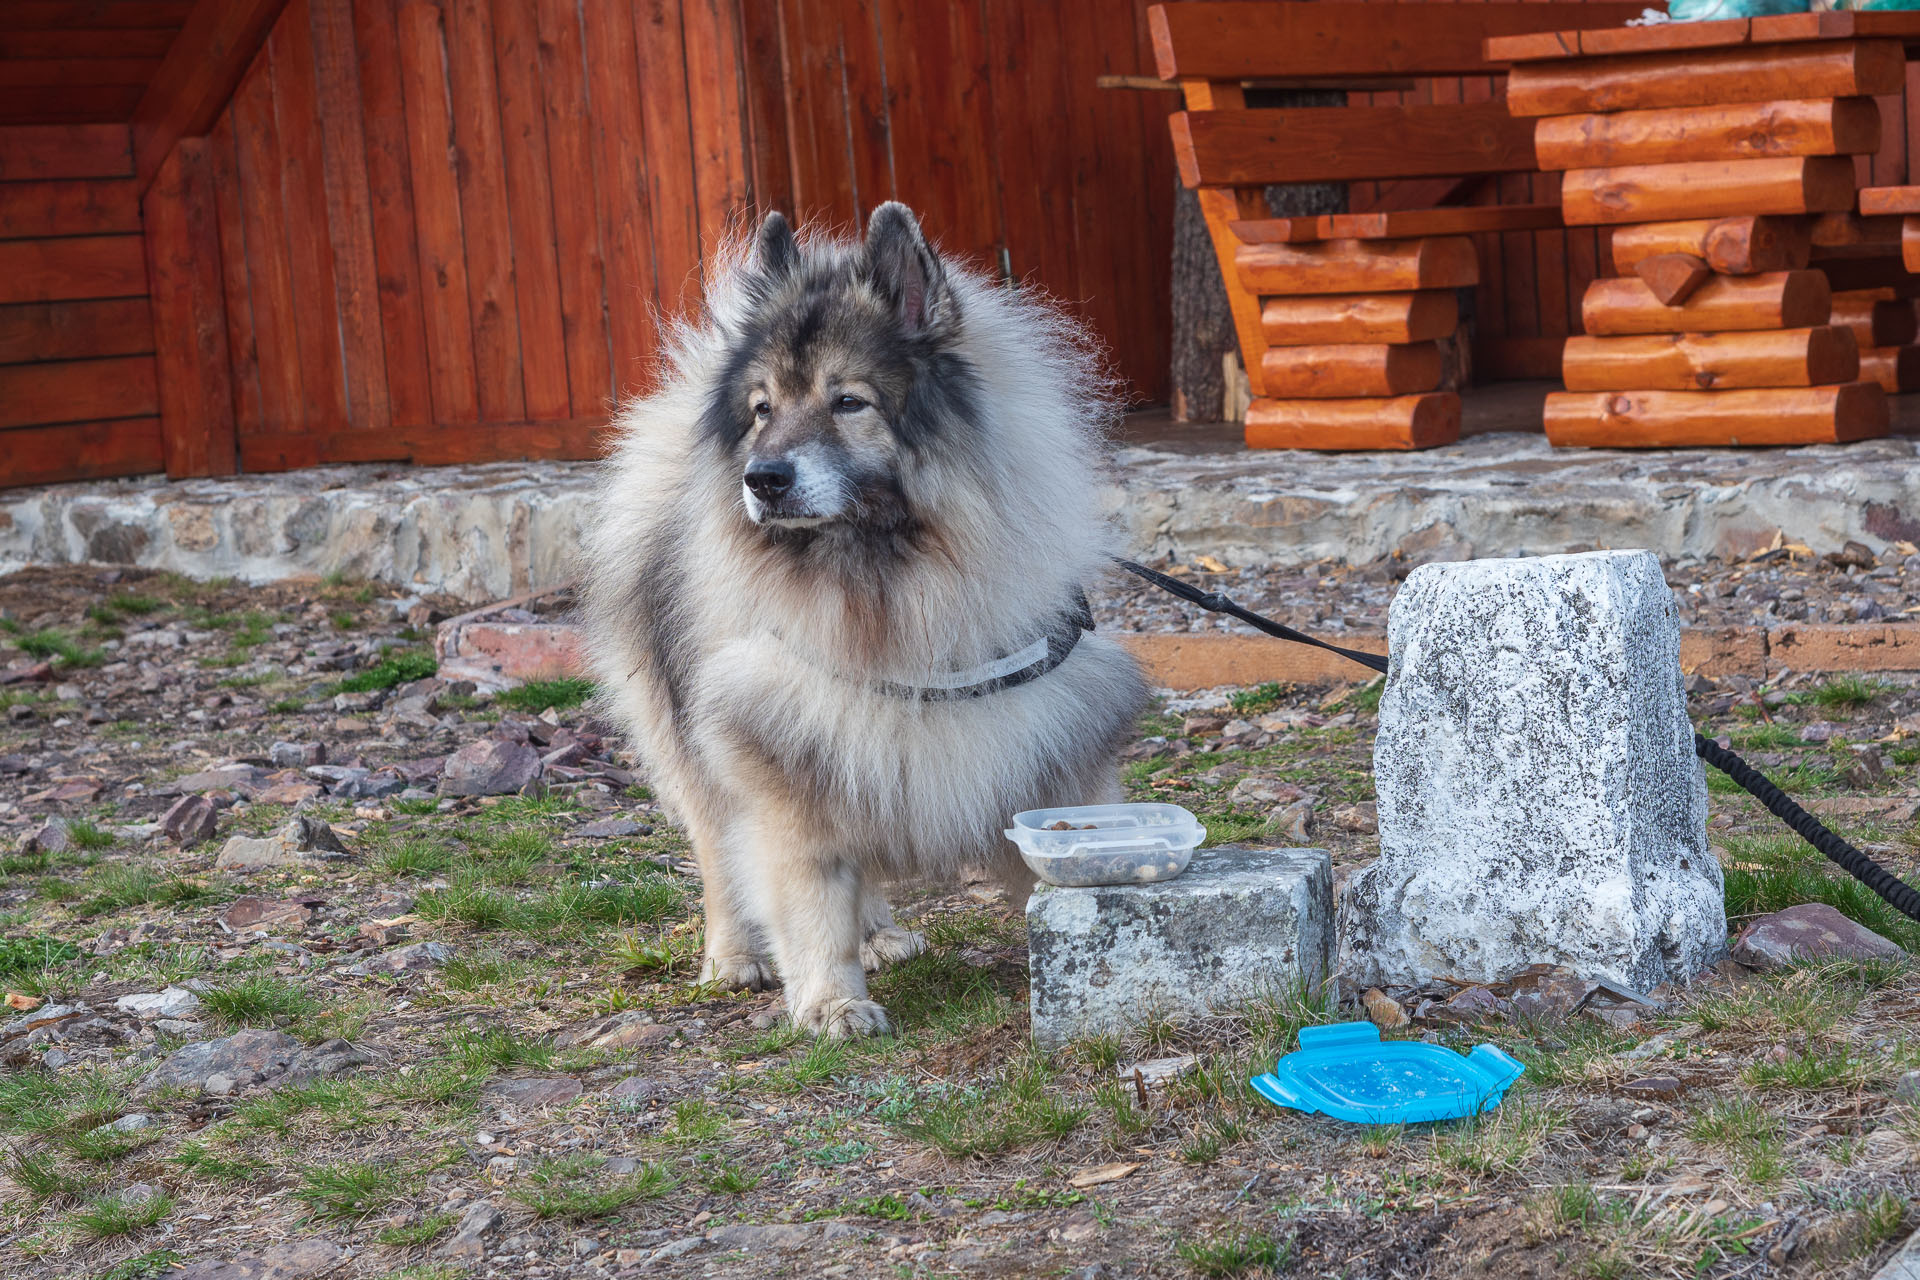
top-left (0, 565), bottom-right (1918, 1280)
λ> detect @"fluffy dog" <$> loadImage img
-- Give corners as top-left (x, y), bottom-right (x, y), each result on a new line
top-left (580, 204), bottom-right (1146, 1036)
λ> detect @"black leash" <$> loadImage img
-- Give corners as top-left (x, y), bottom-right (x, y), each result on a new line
top-left (1113, 557), bottom-right (1920, 926)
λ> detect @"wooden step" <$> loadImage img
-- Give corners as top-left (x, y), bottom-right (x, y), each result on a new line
top-left (1543, 382), bottom-right (1889, 447)
top-left (1260, 342), bottom-right (1444, 397)
top-left (1608, 216), bottom-right (1811, 275)
top-left (1244, 392), bottom-right (1461, 451)
top-left (1260, 291), bottom-right (1460, 345)
top-left (1236, 236), bottom-right (1479, 295)
top-left (1227, 204), bottom-right (1562, 245)
top-left (1582, 270), bottom-right (1832, 335)
top-left (1535, 98), bottom-right (1880, 171)
top-left (1562, 156), bottom-right (1859, 226)
top-left (1506, 40), bottom-right (1904, 117)
top-left (1561, 327), bottom-right (1859, 391)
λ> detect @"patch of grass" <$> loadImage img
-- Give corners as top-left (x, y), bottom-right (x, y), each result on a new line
top-left (1428, 1099), bottom-right (1558, 1177)
top-left (1810, 675), bottom-right (1889, 710)
top-left (333, 648), bottom-right (437, 693)
top-left (416, 881), bottom-right (518, 931)
top-left (201, 975), bottom-right (318, 1029)
top-left (376, 1213), bottom-right (457, 1247)
top-left (866, 941), bottom-right (1009, 1038)
top-left (5, 1145), bottom-right (95, 1202)
top-left (496, 677), bottom-right (596, 713)
top-left (171, 1140), bottom-right (266, 1183)
top-left (513, 1155), bottom-right (675, 1220)
top-left (1688, 1097), bottom-right (1786, 1184)
top-left (699, 1161), bottom-right (763, 1194)
top-left (94, 1249), bottom-right (184, 1280)
top-left (377, 836), bottom-right (454, 878)
top-left (440, 950), bottom-right (526, 992)
top-left (66, 819), bottom-right (116, 851)
top-left (1720, 832), bottom-right (1920, 953)
top-left (1346, 677), bottom-right (1384, 713)
top-left (1227, 682), bottom-right (1288, 717)
top-left (68, 1189), bottom-right (173, 1239)
top-left (65, 1123), bottom-right (161, 1162)
top-left (1175, 1229), bottom-right (1292, 1278)
top-left (901, 1052), bottom-right (1086, 1158)
top-left (12, 629), bottom-right (105, 668)
top-left (73, 864), bottom-right (206, 917)
top-left (516, 879), bottom-right (686, 935)
top-left (234, 1079), bottom-right (371, 1136)
top-left (449, 1026), bottom-right (555, 1075)
top-left (1729, 722), bottom-right (1803, 749)
top-left (666, 1097), bottom-right (728, 1144)
top-left (607, 927), bottom-right (699, 978)
top-left (293, 1161), bottom-right (410, 1220)
top-left (0, 934), bottom-right (82, 984)
top-left (1742, 1045), bottom-right (1871, 1091)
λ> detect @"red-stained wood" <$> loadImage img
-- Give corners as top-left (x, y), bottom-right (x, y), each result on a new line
top-left (532, 0), bottom-right (611, 418)
top-left (396, 0), bottom-right (480, 423)
top-left (777, 0), bottom-right (858, 225)
top-left (1817, 256), bottom-right (1920, 296)
top-left (205, 114), bottom-right (261, 438)
top-left (0, 236), bottom-right (147, 305)
top-left (1230, 217), bottom-right (1331, 245)
top-left (0, 298), bottom-right (153, 364)
top-left (1831, 292), bottom-right (1918, 347)
top-left (441, 0), bottom-right (524, 422)
top-left (1636, 253), bottom-right (1712, 306)
top-left (351, 0), bottom-right (431, 427)
top-left (1180, 79), bottom-right (1270, 396)
top-left (1534, 98), bottom-right (1881, 172)
top-left (1544, 383), bottom-right (1888, 447)
top-left (488, 0), bottom-right (569, 420)
top-left (0, 419), bottom-right (165, 486)
top-left (884, 0), bottom-right (1002, 267)
top-left (1260, 291), bottom-right (1459, 346)
top-left (634, 0), bottom-right (703, 321)
top-left (0, 355), bottom-right (157, 430)
top-left (130, 0), bottom-right (292, 190)
top-left (581, 0), bottom-right (659, 393)
top-left (1507, 41), bottom-right (1905, 118)
top-left (228, 55), bottom-right (302, 434)
top-left (1561, 327), bottom-right (1859, 391)
top-left (1609, 216), bottom-right (1812, 275)
top-left (988, 0), bottom-right (1083, 314)
top-left (0, 87), bottom-right (148, 127)
top-left (1237, 236), bottom-right (1480, 295)
top-left (140, 138), bottom-right (236, 476)
top-left (1259, 341), bottom-right (1444, 397)
top-left (737, 0), bottom-right (792, 218)
top-left (0, 59), bottom-right (163, 88)
top-left (1231, 205), bottom-right (1562, 243)
top-left (0, 124), bottom-right (131, 180)
top-left (1857, 343), bottom-right (1920, 391)
top-left (0, 179), bottom-right (138, 239)
top-left (1243, 391), bottom-right (1461, 451)
top-left (267, 1), bottom-right (348, 430)
top-left (681, 0), bottom-right (753, 273)
top-left (1475, 335), bottom-right (1569, 381)
top-left (1860, 186), bottom-right (1920, 215)
top-left (1494, 11), bottom-right (1920, 61)
top-left (237, 417), bottom-right (613, 470)
top-left (1583, 270), bottom-right (1832, 335)
top-left (1907, 217), bottom-right (1920, 274)
top-left (1812, 211), bottom-right (1905, 247)
top-left (1171, 102), bottom-right (1536, 187)
top-left (0, 32), bottom-right (179, 59)
top-left (0, 3), bottom-right (195, 28)
top-left (1150, 2), bottom-right (1652, 80)
top-left (1562, 156), bottom-right (1859, 226)
top-left (309, 0), bottom-right (388, 433)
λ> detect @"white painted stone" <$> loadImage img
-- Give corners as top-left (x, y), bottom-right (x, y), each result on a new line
top-left (1341, 550), bottom-right (1724, 992)
top-left (1027, 844), bottom-right (1332, 1049)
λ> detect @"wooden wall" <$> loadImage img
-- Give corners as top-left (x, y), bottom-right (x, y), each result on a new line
top-left (198, 0), bottom-right (749, 471)
top-left (740, 0), bottom-right (1178, 406)
top-left (0, 123), bottom-right (162, 486)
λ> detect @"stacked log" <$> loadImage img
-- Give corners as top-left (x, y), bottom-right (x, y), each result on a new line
top-left (1511, 42), bottom-right (1893, 446)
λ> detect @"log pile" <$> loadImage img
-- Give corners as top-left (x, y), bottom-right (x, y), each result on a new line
top-left (1510, 38), bottom-right (1895, 446)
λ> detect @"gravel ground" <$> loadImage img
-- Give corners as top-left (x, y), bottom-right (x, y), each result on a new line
top-left (0, 566), bottom-right (1918, 1280)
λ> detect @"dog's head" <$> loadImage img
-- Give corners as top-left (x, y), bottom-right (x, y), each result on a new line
top-left (702, 204), bottom-right (979, 531)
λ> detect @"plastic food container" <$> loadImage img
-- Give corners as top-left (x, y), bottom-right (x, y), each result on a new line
top-left (1004, 802), bottom-right (1205, 887)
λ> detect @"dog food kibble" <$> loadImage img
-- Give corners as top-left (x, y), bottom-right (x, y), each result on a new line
top-left (1044, 821), bottom-right (1099, 831)
top-left (1046, 849), bottom-right (1189, 884)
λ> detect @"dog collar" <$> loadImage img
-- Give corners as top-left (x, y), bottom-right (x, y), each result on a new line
top-left (875, 588), bottom-right (1095, 702)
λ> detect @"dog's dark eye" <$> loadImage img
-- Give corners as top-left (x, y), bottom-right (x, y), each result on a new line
top-left (752, 400), bottom-right (771, 419)
top-left (832, 395), bottom-right (867, 413)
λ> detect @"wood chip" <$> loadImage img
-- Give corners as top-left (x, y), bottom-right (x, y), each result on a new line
top-left (1069, 1162), bottom-right (1143, 1188)
top-left (1194, 555), bottom-right (1230, 573)
top-left (4, 991), bottom-right (42, 1011)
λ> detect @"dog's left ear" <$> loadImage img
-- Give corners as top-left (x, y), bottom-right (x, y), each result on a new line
top-left (864, 202), bottom-right (951, 335)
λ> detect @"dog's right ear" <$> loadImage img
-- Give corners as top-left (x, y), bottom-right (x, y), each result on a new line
top-left (754, 211), bottom-right (799, 279)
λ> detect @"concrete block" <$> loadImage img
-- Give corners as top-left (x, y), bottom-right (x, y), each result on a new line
top-left (1341, 550), bottom-right (1725, 993)
top-left (1027, 845), bottom-right (1332, 1049)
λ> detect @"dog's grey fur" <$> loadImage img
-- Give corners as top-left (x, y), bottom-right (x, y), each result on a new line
top-left (580, 204), bottom-right (1146, 1036)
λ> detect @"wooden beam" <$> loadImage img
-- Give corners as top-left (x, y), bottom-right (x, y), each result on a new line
top-left (1506, 40), bottom-right (1904, 117)
top-left (1237, 236), bottom-right (1480, 295)
top-left (1534, 98), bottom-right (1881, 172)
top-left (1171, 102), bottom-right (1535, 187)
top-left (1544, 383), bottom-right (1888, 447)
top-left (1609, 215), bottom-right (1811, 275)
top-left (141, 137), bottom-right (236, 477)
top-left (1178, 78), bottom-right (1272, 397)
top-left (1244, 392), bottom-right (1461, 450)
top-left (1860, 186), bottom-right (1920, 216)
top-left (131, 0), bottom-right (292, 191)
top-left (1582, 270), bottom-right (1832, 335)
top-left (1149, 2), bottom-right (1653, 81)
top-left (1260, 291), bottom-right (1459, 345)
top-left (1561, 156), bottom-right (1858, 226)
top-left (1561, 327), bottom-right (1859, 391)
top-left (1259, 341), bottom-right (1445, 397)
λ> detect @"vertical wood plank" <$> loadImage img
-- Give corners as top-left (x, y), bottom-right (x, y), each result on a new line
top-left (353, 0), bottom-right (433, 427)
top-left (311, 0), bottom-right (390, 430)
top-left (397, 0), bottom-right (480, 422)
top-left (582, 0), bottom-right (661, 391)
top-left (880, 0), bottom-right (1001, 267)
top-left (441, 0), bottom-right (525, 420)
top-left (1872, 90), bottom-right (1905, 187)
top-left (534, 0), bottom-right (612, 416)
top-left (207, 113), bottom-right (261, 438)
top-left (1566, 220), bottom-right (1599, 334)
top-left (682, 0), bottom-right (755, 273)
top-left (142, 138), bottom-right (238, 478)
top-left (634, 0), bottom-right (703, 318)
top-left (490, 0), bottom-right (570, 419)
top-left (984, 0), bottom-right (1077, 300)
top-left (1128, 0), bottom-right (1174, 404)
top-left (837, 0), bottom-right (894, 224)
top-left (268, 0), bottom-right (349, 430)
top-left (777, 0), bottom-right (856, 226)
top-left (229, 56), bottom-right (303, 431)
top-left (738, 0), bottom-right (793, 217)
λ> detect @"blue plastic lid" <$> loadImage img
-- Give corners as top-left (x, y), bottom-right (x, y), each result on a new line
top-left (1250, 1021), bottom-right (1525, 1124)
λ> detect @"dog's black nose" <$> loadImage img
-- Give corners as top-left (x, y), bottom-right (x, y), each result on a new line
top-left (744, 458), bottom-right (795, 500)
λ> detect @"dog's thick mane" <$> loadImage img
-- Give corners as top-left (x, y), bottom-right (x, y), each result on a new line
top-left (582, 222), bottom-right (1123, 687)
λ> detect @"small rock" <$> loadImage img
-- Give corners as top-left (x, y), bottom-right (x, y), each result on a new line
top-left (1268, 798), bottom-right (1313, 843)
top-left (270, 741), bottom-right (328, 768)
top-left (88, 1112), bottom-right (155, 1137)
top-left (603, 1076), bottom-right (663, 1109)
top-left (652, 1237), bottom-right (705, 1262)
top-left (707, 1222), bottom-right (820, 1251)
top-left (23, 817), bottom-right (73, 855)
top-left (1361, 987), bottom-right (1409, 1029)
top-left (219, 896), bottom-right (318, 932)
top-left (1442, 985), bottom-right (1510, 1018)
top-left (1730, 903), bottom-right (1906, 971)
top-left (136, 1028), bottom-right (368, 1097)
top-left (1621, 1075), bottom-right (1684, 1099)
top-left (1182, 715), bottom-right (1225, 737)
top-left (338, 941), bottom-right (450, 977)
top-left (160, 795), bottom-right (220, 849)
top-left (440, 738), bottom-right (541, 797)
top-left (256, 782), bottom-right (324, 806)
top-left (1230, 776), bottom-right (1302, 808)
top-left (481, 1076), bottom-right (583, 1110)
top-left (1113, 1054), bottom-right (1198, 1088)
top-left (1845, 746), bottom-right (1888, 789)
top-left (1827, 540), bottom-right (1876, 570)
top-left (158, 1238), bottom-right (350, 1280)
top-left (576, 817), bottom-right (651, 839)
top-left (1331, 802), bottom-right (1378, 835)
top-left (213, 816), bottom-right (350, 872)
top-left (437, 1201), bottom-right (504, 1262)
top-left (1894, 1070), bottom-right (1920, 1103)
top-left (115, 987), bottom-right (202, 1020)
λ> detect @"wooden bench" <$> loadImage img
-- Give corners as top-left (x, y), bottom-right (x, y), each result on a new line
top-left (1150, 1), bottom-right (1653, 450)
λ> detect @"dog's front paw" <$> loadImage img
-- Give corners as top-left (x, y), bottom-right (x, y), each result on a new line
top-left (789, 995), bottom-right (892, 1039)
top-left (860, 926), bottom-right (927, 973)
top-left (699, 953), bottom-right (776, 991)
